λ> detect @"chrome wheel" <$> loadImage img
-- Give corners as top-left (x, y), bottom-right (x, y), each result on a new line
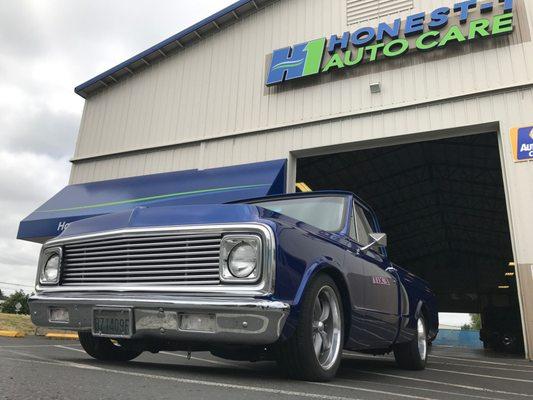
top-left (417, 318), bottom-right (427, 361)
top-left (312, 286), bottom-right (342, 370)
top-left (502, 334), bottom-right (513, 347)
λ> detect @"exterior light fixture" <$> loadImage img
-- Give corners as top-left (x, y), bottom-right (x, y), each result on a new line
top-left (370, 82), bottom-right (381, 94)
top-left (39, 247), bottom-right (62, 285)
top-left (508, 261), bottom-right (515, 267)
top-left (498, 285), bottom-right (510, 289)
top-left (219, 235), bottom-right (262, 283)
top-left (505, 272), bottom-right (515, 277)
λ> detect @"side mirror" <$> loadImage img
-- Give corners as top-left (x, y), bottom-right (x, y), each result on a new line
top-left (360, 232), bottom-right (387, 252)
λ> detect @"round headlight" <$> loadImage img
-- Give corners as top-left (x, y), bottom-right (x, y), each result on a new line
top-left (228, 243), bottom-right (257, 278)
top-left (42, 254), bottom-right (60, 283)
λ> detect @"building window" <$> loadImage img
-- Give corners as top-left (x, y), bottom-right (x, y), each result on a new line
top-left (347, 0), bottom-right (414, 25)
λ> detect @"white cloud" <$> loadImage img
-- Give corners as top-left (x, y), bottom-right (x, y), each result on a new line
top-left (0, 151), bottom-right (70, 294)
top-left (0, 0), bottom-right (234, 293)
top-left (439, 312), bottom-right (474, 328)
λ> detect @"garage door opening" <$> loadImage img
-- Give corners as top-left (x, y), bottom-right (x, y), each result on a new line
top-left (296, 132), bottom-right (524, 354)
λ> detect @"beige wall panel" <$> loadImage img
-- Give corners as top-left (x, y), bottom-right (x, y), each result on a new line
top-left (71, 144), bottom-right (200, 183)
top-left (72, 0), bottom-right (532, 160)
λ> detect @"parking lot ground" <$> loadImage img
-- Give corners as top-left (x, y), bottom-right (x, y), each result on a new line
top-left (0, 336), bottom-right (531, 400)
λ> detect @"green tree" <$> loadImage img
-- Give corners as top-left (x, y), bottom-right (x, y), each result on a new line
top-left (1, 291), bottom-right (30, 315)
top-left (460, 323), bottom-right (472, 331)
top-left (469, 314), bottom-right (482, 330)
top-left (0, 289), bottom-right (6, 300)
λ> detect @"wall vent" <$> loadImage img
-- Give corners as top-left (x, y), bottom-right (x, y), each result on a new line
top-left (347, 0), bottom-right (414, 25)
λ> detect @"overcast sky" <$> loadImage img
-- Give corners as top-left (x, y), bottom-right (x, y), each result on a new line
top-left (0, 0), bottom-right (235, 295)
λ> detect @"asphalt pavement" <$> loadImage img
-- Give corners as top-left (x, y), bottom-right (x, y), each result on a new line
top-left (0, 336), bottom-right (532, 400)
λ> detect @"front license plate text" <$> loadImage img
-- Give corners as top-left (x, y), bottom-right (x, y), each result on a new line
top-left (92, 308), bottom-right (133, 338)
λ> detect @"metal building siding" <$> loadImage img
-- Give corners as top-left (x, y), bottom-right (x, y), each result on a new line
top-left (72, 0), bottom-right (531, 164)
top-left (202, 95), bottom-right (488, 172)
top-left (70, 143), bottom-right (200, 183)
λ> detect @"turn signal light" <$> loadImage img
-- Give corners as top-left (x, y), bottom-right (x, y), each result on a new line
top-left (49, 307), bottom-right (69, 323)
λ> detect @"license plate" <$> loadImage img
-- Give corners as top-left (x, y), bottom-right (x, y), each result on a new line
top-left (92, 308), bottom-right (133, 338)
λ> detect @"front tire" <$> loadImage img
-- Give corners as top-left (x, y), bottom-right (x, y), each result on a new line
top-left (393, 316), bottom-right (428, 370)
top-left (79, 332), bottom-right (143, 362)
top-left (276, 274), bottom-right (344, 381)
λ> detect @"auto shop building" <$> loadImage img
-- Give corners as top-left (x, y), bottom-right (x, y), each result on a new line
top-left (19, 0), bottom-right (533, 359)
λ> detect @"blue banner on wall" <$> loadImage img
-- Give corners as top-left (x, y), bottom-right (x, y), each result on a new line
top-left (511, 126), bottom-right (533, 161)
top-left (18, 160), bottom-right (286, 243)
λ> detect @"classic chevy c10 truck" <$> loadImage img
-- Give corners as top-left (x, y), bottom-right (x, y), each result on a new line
top-left (30, 191), bottom-right (438, 381)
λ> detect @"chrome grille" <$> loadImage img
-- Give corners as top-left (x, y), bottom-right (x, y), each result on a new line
top-left (61, 233), bottom-right (222, 286)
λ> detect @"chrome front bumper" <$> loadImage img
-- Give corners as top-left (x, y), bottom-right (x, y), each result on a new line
top-left (29, 292), bottom-right (290, 345)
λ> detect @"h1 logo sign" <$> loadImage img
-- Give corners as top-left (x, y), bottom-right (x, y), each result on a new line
top-left (265, 0), bottom-right (514, 87)
top-left (266, 38), bottom-right (326, 86)
top-left (510, 126), bottom-right (533, 162)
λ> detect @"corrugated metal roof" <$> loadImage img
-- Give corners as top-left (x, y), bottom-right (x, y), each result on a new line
top-left (75, 0), bottom-right (275, 99)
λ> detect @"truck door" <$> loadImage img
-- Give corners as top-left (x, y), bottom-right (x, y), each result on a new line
top-left (353, 204), bottom-right (400, 347)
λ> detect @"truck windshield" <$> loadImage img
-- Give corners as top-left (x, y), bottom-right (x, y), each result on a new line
top-left (252, 196), bottom-right (347, 232)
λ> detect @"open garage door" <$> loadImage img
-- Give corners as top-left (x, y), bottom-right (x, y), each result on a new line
top-left (296, 132), bottom-right (524, 353)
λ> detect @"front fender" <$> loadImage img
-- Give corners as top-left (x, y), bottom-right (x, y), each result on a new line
top-left (293, 258), bottom-right (342, 306)
top-left (266, 218), bottom-right (350, 341)
top-left (280, 257), bottom-right (348, 341)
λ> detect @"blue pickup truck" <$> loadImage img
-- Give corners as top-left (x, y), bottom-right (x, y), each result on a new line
top-left (30, 191), bottom-right (438, 381)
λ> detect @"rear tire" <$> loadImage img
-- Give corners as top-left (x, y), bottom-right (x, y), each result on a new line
top-left (499, 332), bottom-right (520, 354)
top-left (394, 315), bottom-right (428, 370)
top-left (276, 274), bottom-right (344, 381)
top-left (79, 332), bottom-right (143, 362)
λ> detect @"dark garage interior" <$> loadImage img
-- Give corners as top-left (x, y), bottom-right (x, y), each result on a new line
top-left (297, 132), bottom-right (523, 350)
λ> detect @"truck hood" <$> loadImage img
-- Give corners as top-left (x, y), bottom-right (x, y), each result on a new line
top-left (57, 204), bottom-right (265, 239)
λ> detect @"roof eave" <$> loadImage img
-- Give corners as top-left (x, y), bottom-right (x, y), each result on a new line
top-left (75, 0), bottom-right (273, 99)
